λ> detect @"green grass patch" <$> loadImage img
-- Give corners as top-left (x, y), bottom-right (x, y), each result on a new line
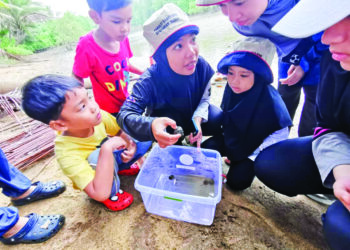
top-left (0, 12), bottom-right (94, 55)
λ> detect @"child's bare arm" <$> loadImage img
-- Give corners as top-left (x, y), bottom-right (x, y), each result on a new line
top-left (129, 63), bottom-right (144, 75)
top-left (84, 137), bottom-right (126, 201)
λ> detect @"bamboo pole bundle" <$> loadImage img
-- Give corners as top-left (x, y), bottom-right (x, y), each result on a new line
top-left (0, 121), bottom-right (55, 170)
top-left (0, 90), bottom-right (55, 170)
top-left (0, 117), bottom-right (33, 137)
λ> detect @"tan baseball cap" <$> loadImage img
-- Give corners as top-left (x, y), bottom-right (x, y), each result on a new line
top-left (272, 0), bottom-right (350, 38)
top-left (218, 37), bottom-right (276, 83)
top-left (143, 3), bottom-right (199, 55)
top-left (232, 37), bottom-right (275, 65)
top-left (196, 0), bottom-right (231, 6)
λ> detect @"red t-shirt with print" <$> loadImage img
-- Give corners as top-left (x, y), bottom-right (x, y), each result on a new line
top-left (73, 32), bottom-right (133, 113)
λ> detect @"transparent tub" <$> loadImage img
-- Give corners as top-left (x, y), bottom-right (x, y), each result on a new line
top-left (135, 144), bottom-right (222, 225)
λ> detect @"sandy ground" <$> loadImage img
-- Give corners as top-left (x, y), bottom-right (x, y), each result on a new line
top-left (0, 46), bottom-right (330, 249)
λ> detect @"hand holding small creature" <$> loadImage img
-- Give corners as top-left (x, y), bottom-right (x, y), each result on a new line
top-left (152, 117), bottom-right (181, 148)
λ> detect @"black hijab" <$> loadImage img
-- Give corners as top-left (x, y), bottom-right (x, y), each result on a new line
top-left (146, 28), bottom-right (214, 135)
top-left (221, 75), bottom-right (292, 162)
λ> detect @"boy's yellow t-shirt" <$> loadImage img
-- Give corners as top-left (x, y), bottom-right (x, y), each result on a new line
top-left (54, 110), bottom-right (120, 190)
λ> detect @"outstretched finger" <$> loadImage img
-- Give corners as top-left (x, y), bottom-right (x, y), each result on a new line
top-left (189, 133), bottom-right (195, 144)
top-left (279, 76), bottom-right (291, 85)
top-left (196, 140), bottom-right (201, 149)
top-left (168, 133), bottom-right (181, 144)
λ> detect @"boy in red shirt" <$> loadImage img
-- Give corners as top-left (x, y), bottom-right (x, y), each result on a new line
top-left (73, 0), bottom-right (143, 116)
top-left (73, 0), bottom-right (146, 175)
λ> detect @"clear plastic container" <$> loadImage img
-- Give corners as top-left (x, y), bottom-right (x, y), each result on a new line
top-left (135, 145), bottom-right (222, 225)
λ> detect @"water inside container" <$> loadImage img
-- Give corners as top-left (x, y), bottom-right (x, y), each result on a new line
top-left (156, 173), bottom-right (215, 197)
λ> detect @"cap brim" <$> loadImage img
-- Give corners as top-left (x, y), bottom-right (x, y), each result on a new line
top-left (151, 25), bottom-right (199, 56)
top-left (218, 51), bottom-right (273, 84)
top-left (272, 0), bottom-right (350, 38)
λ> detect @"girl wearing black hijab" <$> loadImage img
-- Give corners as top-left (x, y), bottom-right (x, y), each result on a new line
top-left (202, 37), bottom-right (292, 190)
top-left (117, 3), bottom-right (222, 148)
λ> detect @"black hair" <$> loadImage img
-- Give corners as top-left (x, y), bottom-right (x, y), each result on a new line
top-left (87, 0), bottom-right (132, 13)
top-left (22, 74), bottom-right (82, 124)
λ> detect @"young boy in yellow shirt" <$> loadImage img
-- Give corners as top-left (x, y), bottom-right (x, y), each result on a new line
top-left (21, 74), bottom-right (151, 211)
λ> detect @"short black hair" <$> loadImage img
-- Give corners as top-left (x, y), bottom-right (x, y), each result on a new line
top-left (22, 74), bottom-right (82, 124)
top-left (87, 0), bottom-right (132, 13)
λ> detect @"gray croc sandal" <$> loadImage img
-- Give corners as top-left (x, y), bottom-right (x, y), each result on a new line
top-left (12, 181), bottom-right (66, 206)
top-left (0, 213), bottom-right (65, 245)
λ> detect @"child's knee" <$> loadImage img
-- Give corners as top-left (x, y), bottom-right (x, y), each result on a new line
top-left (87, 149), bottom-right (101, 170)
top-left (226, 177), bottom-right (254, 191)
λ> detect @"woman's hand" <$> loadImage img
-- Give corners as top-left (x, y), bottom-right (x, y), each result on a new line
top-left (333, 164), bottom-right (350, 211)
top-left (189, 117), bottom-right (203, 148)
top-left (333, 177), bottom-right (350, 211)
top-left (280, 65), bottom-right (305, 86)
top-left (151, 117), bottom-right (181, 148)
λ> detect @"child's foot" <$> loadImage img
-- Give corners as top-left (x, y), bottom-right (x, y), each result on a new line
top-left (102, 189), bottom-right (133, 211)
top-left (118, 162), bottom-right (141, 176)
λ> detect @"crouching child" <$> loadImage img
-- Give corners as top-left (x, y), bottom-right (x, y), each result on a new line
top-left (21, 74), bottom-right (151, 211)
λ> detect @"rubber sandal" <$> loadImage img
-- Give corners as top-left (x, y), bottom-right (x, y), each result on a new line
top-left (118, 162), bottom-right (140, 176)
top-left (0, 213), bottom-right (65, 245)
top-left (222, 174), bottom-right (227, 184)
top-left (12, 181), bottom-right (66, 206)
top-left (102, 189), bottom-right (133, 211)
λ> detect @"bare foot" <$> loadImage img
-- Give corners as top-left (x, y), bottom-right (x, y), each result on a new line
top-left (2, 216), bottom-right (29, 238)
